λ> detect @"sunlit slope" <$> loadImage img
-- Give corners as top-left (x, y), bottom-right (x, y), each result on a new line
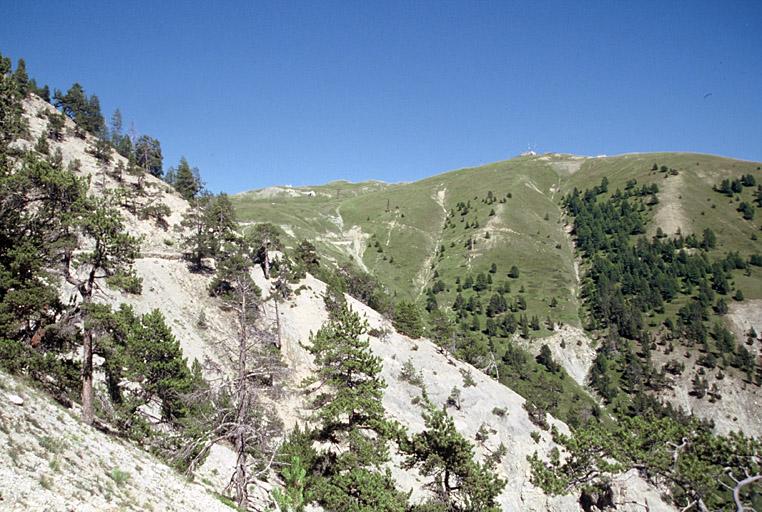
top-left (232, 152), bottom-right (762, 322)
top-left (563, 152), bottom-right (762, 300)
top-left (233, 156), bottom-right (580, 327)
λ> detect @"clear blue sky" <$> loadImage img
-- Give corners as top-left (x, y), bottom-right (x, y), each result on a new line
top-left (3, 1), bottom-right (761, 193)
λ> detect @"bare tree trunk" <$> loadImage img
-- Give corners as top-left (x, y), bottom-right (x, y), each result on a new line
top-left (78, 273), bottom-right (96, 425)
top-left (81, 328), bottom-right (94, 425)
top-left (234, 428), bottom-right (248, 509)
top-left (274, 298), bottom-right (282, 350)
top-left (233, 285), bottom-right (249, 508)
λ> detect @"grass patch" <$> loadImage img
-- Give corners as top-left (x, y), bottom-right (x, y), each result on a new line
top-left (109, 467), bottom-right (131, 486)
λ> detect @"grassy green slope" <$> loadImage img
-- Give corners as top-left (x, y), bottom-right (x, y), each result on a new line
top-left (233, 156), bottom-right (580, 330)
top-left (232, 152), bottom-right (762, 327)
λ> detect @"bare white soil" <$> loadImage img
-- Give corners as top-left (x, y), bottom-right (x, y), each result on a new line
top-left (0, 373), bottom-right (232, 512)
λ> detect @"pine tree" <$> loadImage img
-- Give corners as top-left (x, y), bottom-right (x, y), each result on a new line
top-left (304, 306), bottom-right (407, 511)
top-left (53, 83), bottom-right (104, 135)
top-left (63, 193), bottom-right (141, 424)
top-left (34, 132), bottom-right (49, 155)
top-left (110, 108), bottom-right (123, 136)
top-left (125, 309), bottom-right (195, 419)
top-left (537, 344), bottom-right (559, 373)
top-left (91, 305), bottom-right (199, 431)
top-left (0, 53), bottom-right (25, 158)
top-left (0, 153), bottom-right (85, 387)
top-left (46, 111), bottom-right (66, 141)
top-left (401, 401), bottom-right (505, 511)
top-left (393, 301), bottom-right (424, 338)
top-left (88, 134), bottom-right (112, 163)
top-left (173, 156), bottom-right (201, 200)
top-left (134, 135), bottom-right (163, 177)
top-left (13, 58), bottom-right (29, 96)
top-left (273, 456), bottom-right (308, 512)
top-left (295, 239), bottom-right (320, 271)
top-left (33, 82), bottom-right (50, 102)
top-left (520, 314), bottom-right (530, 338)
top-left (83, 94), bottom-right (105, 134)
top-left (181, 193), bottom-right (235, 270)
top-left (247, 222), bottom-right (282, 278)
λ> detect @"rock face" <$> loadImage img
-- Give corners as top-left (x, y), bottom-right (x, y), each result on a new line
top-left (4, 94), bottom-right (684, 511)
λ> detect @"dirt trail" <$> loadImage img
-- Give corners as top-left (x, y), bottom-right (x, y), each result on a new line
top-left (414, 189), bottom-right (447, 297)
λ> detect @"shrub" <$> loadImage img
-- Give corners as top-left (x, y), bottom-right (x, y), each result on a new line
top-left (460, 368), bottom-right (476, 387)
top-left (109, 467), bottom-right (130, 486)
top-left (400, 358), bottom-right (425, 388)
top-left (393, 301), bottom-right (424, 339)
top-left (106, 270), bottom-right (143, 294)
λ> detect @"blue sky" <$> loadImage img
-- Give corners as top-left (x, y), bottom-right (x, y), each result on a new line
top-left (2, 1), bottom-right (761, 193)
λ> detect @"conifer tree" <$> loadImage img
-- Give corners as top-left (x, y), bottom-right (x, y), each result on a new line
top-left (393, 300), bottom-right (424, 338)
top-left (46, 111), bottom-right (66, 141)
top-left (180, 193), bottom-right (235, 270)
top-left (0, 53), bottom-right (24, 158)
top-left (134, 135), bottom-right (163, 177)
top-left (0, 153), bottom-right (84, 372)
top-left (63, 193), bottom-right (141, 424)
top-left (54, 83), bottom-right (104, 135)
top-left (13, 58), bottom-right (29, 96)
top-left (304, 306), bottom-right (407, 511)
top-left (89, 304), bottom-right (199, 432)
top-left (34, 132), bottom-right (49, 155)
top-left (173, 156), bottom-right (202, 200)
top-left (247, 222), bottom-right (282, 278)
top-left (295, 239), bottom-right (320, 271)
top-left (401, 400), bottom-right (506, 511)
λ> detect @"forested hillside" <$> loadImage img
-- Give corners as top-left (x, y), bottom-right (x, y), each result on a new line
top-left (2, 52), bottom-right (761, 511)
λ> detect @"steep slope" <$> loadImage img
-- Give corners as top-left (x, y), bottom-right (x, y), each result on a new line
top-left (233, 155), bottom-right (581, 329)
top-left (234, 151), bottom-right (762, 438)
top-left (252, 272), bottom-right (674, 511)
top-left (0, 372), bottom-right (235, 512)
top-left (6, 94), bottom-right (681, 510)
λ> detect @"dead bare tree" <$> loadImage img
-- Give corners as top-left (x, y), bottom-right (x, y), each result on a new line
top-left (721, 468), bottom-right (762, 512)
top-left (181, 239), bottom-right (287, 509)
